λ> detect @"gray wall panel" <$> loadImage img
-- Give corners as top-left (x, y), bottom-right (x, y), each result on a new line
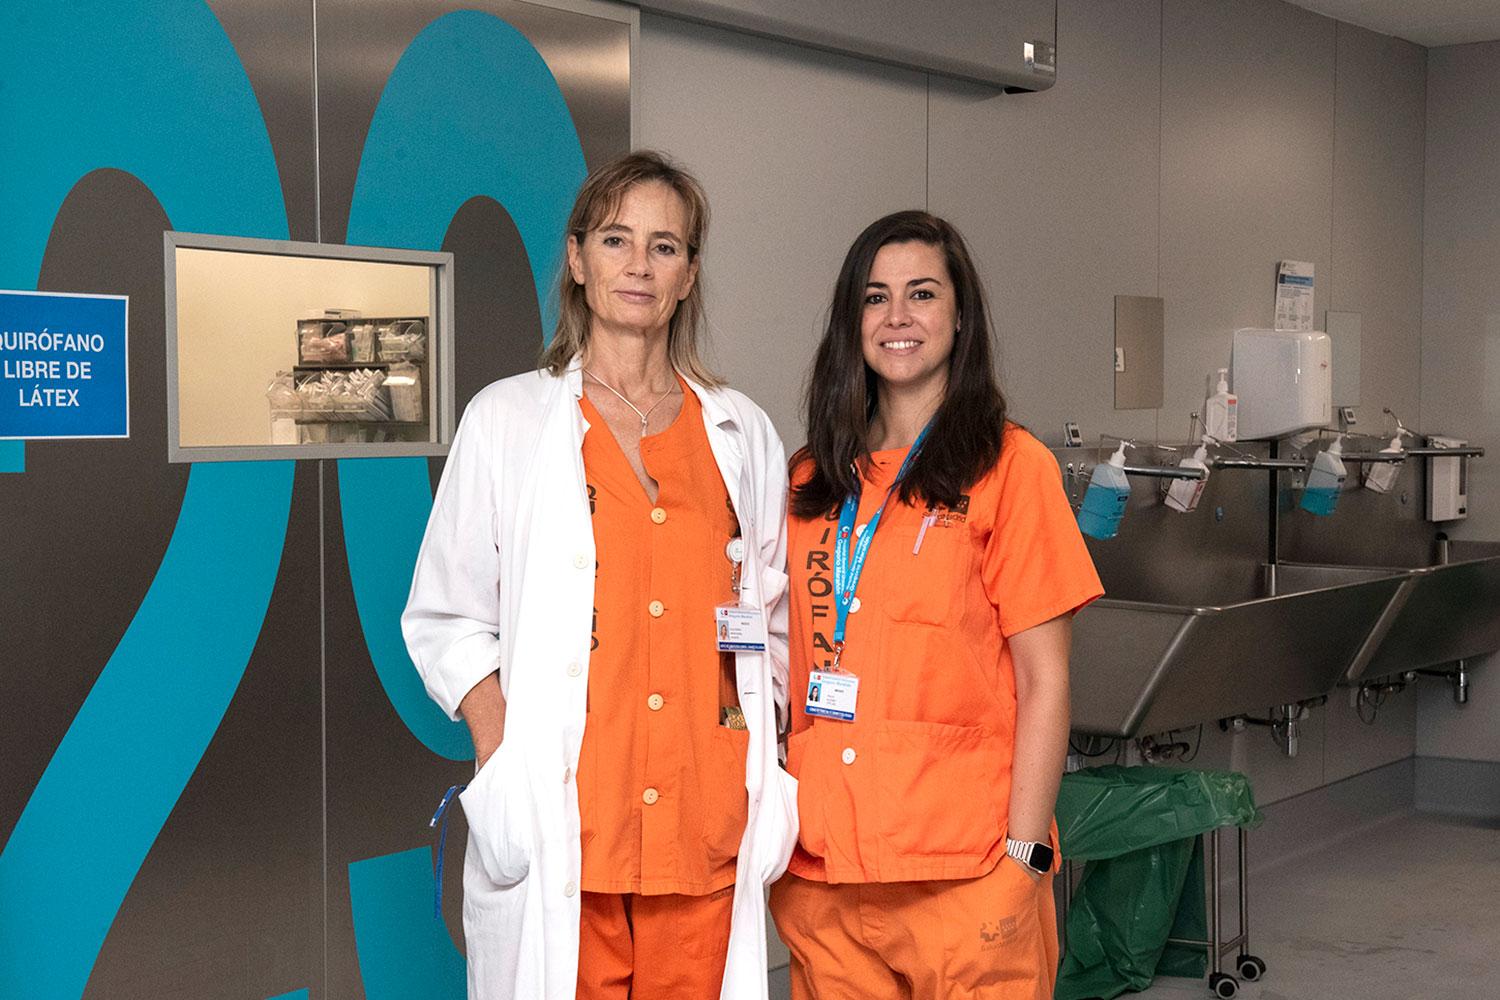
top-left (208, 0), bottom-right (320, 242)
top-left (637, 12), bottom-right (927, 442)
top-left (928, 0), bottom-right (1162, 447)
top-left (1159, 0), bottom-right (1336, 431)
top-left (1329, 22), bottom-right (1426, 430)
top-left (1415, 42), bottom-right (1500, 764)
top-left (1325, 681), bottom-right (1417, 785)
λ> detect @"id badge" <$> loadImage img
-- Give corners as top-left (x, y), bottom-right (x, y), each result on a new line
top-left (805, 669), bottom-right (859, 722)
top-left (715, 603), bottom-right (767, 652)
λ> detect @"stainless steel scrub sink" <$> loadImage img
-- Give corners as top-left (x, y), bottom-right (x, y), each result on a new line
top-left (1069, 563), bottom-right (1411, 739)
top-left (1331, 540), bottom-right (1500, 683)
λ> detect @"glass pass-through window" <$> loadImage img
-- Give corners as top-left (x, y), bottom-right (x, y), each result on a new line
top-left (165, 231), bottom-right (454, 462)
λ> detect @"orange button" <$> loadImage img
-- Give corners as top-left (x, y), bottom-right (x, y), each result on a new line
top-left (649, 600), bottom-right (665, 617)
top-left (643, 787), bottom-right (660, 805)
top-left (647, 693), bottom-right (664, 711)
top-left (650, 507), bottom-right (667, 524)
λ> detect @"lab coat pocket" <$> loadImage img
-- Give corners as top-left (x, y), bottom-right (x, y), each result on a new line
top-left (874, 720), bottom-right (1003, 859)
top-left (757, 564), bottom-right (789, 608)
top-left (762, 765), bottom-right (800, 882)
top-left (460, 739), bottom-right (536, 887)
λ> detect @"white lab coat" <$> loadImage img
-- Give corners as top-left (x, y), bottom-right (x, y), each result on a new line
top-left (402, 358), bottom-right (797, 1000)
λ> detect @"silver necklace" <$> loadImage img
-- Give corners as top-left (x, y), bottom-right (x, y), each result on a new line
top-left (583, 367), bottom-right (676, 437)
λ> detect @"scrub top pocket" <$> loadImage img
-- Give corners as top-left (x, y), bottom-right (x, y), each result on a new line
top-left (882, 521), bottom-right (971, 628)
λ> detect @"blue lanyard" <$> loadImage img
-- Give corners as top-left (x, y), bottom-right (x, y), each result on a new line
top-left (832, 424), bottom-right (930, 665)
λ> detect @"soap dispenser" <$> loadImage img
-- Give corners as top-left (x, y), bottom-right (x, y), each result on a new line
top-left (1165, 443), bottom-right (1211, 513)
top-left (1203, 369), bottom-right (1238, 443)
top-left (1301, 436), bottom-right (1347, 515)
top-left (1078, 441), bottom-right (1131, 539)
top-left (1364, 426), bottom-right (1411, 494)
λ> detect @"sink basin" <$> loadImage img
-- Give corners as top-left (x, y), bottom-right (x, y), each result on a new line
top-left (1334, 540), bottom-right (1500, 683)
top-left (1070, 564), bottom-right (1410, 738)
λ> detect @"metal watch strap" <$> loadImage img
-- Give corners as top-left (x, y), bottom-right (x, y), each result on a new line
top-left (1006, 837), bottom-right (1050, 873)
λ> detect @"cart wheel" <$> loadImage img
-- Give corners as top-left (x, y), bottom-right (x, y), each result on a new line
top-left (1237, 955), bottom-right (1266, 981)
top-left (1208, 972), bottom-right (1239, 998)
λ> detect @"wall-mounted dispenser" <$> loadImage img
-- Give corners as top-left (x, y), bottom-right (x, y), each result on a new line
top-left (1164, 443), bottom-right (1211, 513)
top-left (1203, 369), bottom-right (1237, 443)
top-left (1231, 328), bottom-right (1331, 440)
top-left (1427, 436), bottom-right (1469, 521)
top-left (1078, 441), bottom-right (1131, 539)
top-left (1363, 415), bottom-right (1413, 494)
top-left (1301, 435), bottom-right (1347, 515)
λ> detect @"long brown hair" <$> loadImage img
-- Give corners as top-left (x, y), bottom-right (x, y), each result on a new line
top-left (540, 150), bottom-right (722, 386)
top-left (791, 210), bottom-right (1008, 518)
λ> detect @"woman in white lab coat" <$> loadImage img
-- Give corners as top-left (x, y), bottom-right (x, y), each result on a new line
top-left (402, 151), bottom-right (796, 1000)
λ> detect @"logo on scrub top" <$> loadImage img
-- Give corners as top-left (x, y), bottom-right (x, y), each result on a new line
top-left (980, 915), bottom-right (1018, 949)
top-left (924, 494), bottom-right (970, 528)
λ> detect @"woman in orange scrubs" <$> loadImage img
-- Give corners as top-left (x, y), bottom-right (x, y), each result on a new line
top-left (770, 210), bottom-right (1103, 999)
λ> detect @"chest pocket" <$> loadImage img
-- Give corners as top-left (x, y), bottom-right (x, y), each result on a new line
top-left (880, 519), bottom-right (972, 627)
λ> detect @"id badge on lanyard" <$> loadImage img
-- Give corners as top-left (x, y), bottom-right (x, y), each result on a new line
top-left (805, 425), bottom-right (930, 723)
top-left (716, 536), bottom-right (766, 652)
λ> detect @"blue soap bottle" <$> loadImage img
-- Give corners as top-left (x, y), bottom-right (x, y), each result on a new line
top-left (1301, 436), bottom-right (1347, 515)
top-left (1078, 442), bottom-right (1131, 539)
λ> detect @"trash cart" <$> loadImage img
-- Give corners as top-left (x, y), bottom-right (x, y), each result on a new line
top-left (1054, 766), bottom-right (1265, 1000)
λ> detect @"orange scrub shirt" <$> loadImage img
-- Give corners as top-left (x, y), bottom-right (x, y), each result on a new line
top-left (774, 425), bottom-right (1101, 998)
top-left (782, 424), bottom-right (1102, 884)
top-left (575, 382), bottom-right (748, 896)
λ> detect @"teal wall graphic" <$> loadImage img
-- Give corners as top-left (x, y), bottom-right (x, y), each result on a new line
top-left (0, 1), bottom-right (611, 997)
top-left (341, 10), bottom-right (587, 763)
top-left (0, 3), bottom-right (293, 998)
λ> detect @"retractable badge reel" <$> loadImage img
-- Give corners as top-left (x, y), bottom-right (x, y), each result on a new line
top-left (715, 537), bottom-right (767, 652)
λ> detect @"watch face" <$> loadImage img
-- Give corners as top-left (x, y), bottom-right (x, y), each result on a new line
top-left (1030, 843), bottom-right (1055, 871)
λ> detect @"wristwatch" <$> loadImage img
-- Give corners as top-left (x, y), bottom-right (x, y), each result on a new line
top-left (1006, 837), bottom-right (1055, 874)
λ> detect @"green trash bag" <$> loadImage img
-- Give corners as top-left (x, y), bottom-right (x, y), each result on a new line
top-left (1053, 766), bottom-right (1261, 1000)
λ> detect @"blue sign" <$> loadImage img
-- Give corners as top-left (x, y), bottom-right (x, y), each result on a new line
top-left (0, 289), bottom-right (129, 439)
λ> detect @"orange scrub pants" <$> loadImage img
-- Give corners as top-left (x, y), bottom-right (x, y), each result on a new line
top-left (770, 858), bottom-right (1058, 1000)
top-left (577, 887), bottom-right (735, 1000)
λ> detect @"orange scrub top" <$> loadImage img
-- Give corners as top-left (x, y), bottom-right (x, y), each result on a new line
top-left (785, 424), bottom-right (1103, 884)
top-left (576, 380), bottom-right (749, 896)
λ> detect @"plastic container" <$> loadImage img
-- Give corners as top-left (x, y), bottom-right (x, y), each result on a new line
top-left (1078, 442), bottom-right (1131, 539)
top-left (1202, 370), bottom-right (1237, 443)
top-left (1164, 444), bottom-right (1211, 513)
top-left (1363, 429), bottom-right (1408, 494)
top-left (1300, 436), bottom-right (1347, 515)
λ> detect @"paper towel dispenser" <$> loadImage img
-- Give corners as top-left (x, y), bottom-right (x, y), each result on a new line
top-left (635, 0), bottom-right (1058, 92)
top-left (1231, 328), bottom-right (1332, 440)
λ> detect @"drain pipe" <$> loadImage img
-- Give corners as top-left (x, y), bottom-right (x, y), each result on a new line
top-left (1420, 534), bottom-right (1470, 705)
top-left (1265, 440), bottom-right (1279, 595)
top-left (1416, 659), bottom-right (1471, 705)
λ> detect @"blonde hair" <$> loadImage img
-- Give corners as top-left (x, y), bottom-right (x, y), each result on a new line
top-left (541, 150), bottom-right (722, 386)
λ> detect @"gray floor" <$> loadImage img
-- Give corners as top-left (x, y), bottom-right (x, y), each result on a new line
top-left (1101, 811), bottom-right (1500, 1000)
top-left (769, 811), bottom-right (1500, 999)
